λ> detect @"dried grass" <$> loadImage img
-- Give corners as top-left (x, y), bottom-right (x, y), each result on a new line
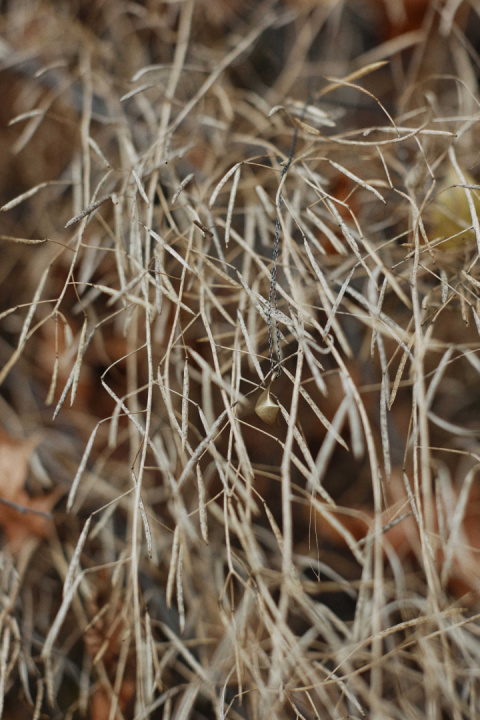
top-left (1, 0), bottom-right (480, 718)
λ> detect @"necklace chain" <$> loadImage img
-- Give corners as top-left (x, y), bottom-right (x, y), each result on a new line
top-left (267, 123), bottom-right (299, 378)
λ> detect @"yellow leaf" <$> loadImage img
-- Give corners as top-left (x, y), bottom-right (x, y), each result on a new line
top-left (430, 168), bottom-right (480, 251)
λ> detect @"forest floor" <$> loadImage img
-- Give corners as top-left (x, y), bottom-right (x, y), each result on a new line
top-left (1, 0), bottom-right (480, 718)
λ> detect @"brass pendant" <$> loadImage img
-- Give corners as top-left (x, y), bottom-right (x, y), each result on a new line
top-left (255, 374), bottom-right (280, 426)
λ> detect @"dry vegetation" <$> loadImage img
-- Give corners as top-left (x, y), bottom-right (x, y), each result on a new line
top-left (2, 0), bottom-right (480, 718)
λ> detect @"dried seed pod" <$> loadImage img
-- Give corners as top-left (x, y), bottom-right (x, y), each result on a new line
top-left (255, 375), bottom-right (280, 426)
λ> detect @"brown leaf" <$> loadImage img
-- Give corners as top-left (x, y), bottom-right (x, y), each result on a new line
top-left (0, 429), bottom-right (60, 552)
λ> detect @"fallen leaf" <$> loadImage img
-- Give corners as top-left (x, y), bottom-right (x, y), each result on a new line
top-left (309, 469), bottom-right (480, 602)
top-left (85, 584), bottom-right (136, 719)
top-left (430, 167), bottom-right (480, 252)
top-left (0, 429), bottom-right (61, 552)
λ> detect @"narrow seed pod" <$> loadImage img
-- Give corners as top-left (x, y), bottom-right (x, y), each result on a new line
top-left (255, 375), bottom-right (280, 426)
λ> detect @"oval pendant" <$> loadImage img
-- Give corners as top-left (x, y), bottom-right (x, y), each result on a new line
top-left (255, 376), bottom-right (280, 426)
